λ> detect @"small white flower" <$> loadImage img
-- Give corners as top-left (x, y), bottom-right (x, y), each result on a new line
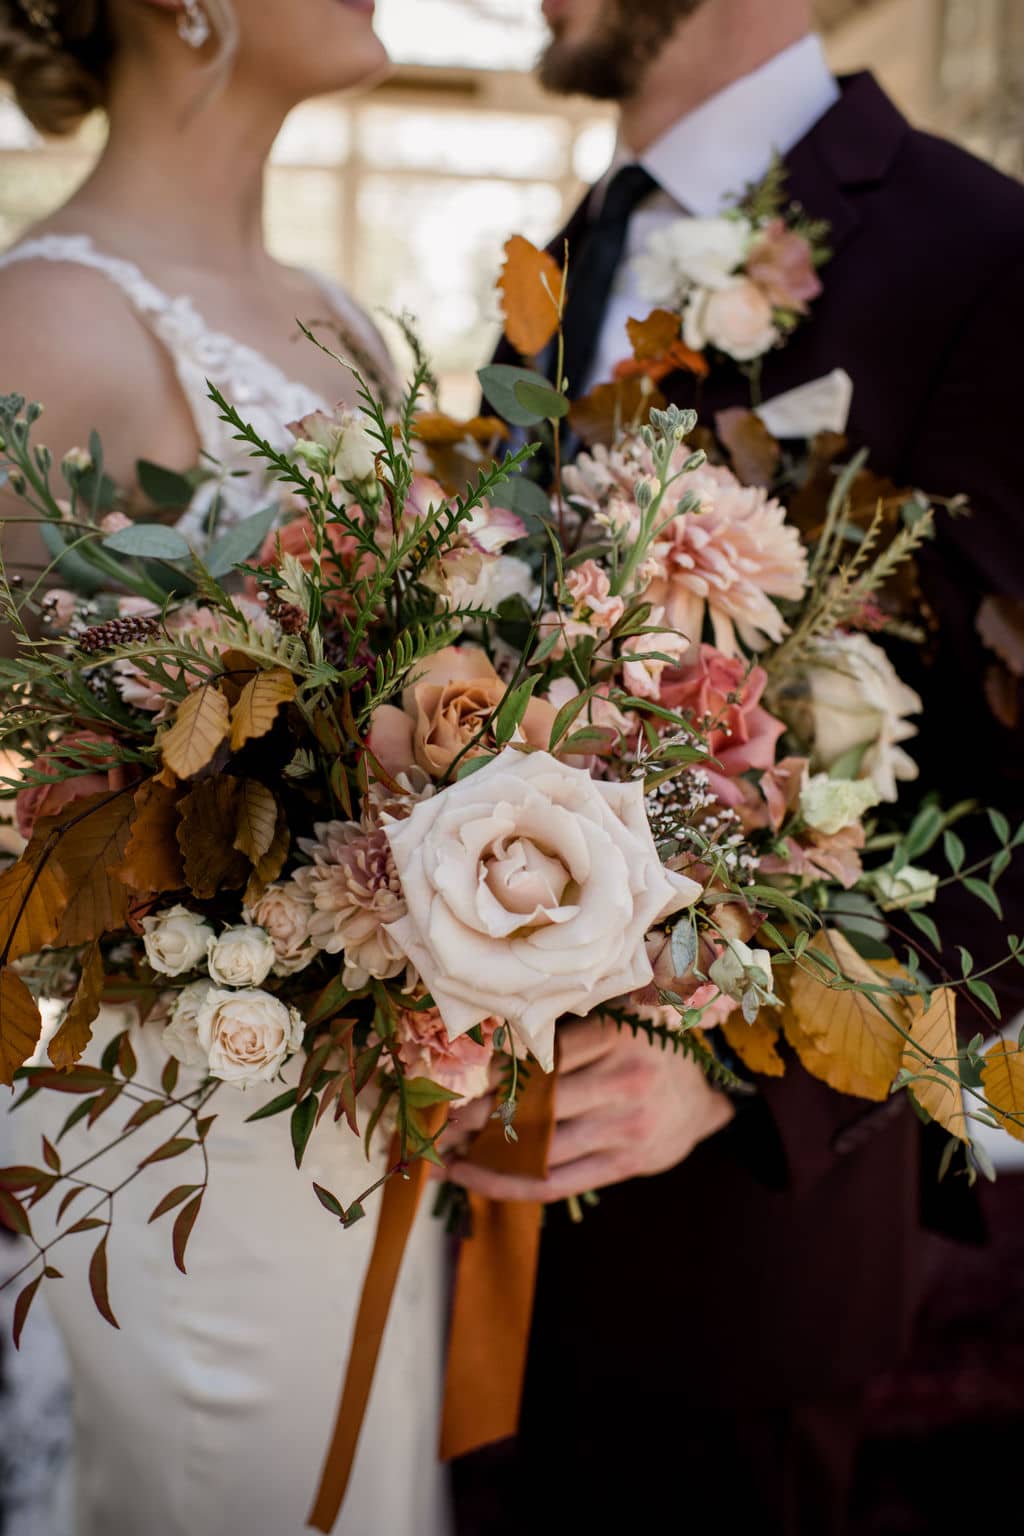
top-left (142, 904), bottom-right (215, 977)
top-left (163, 981), bottom-right (214, 1069)
top-left (709, 938), bottom-right (778, 1022)
top-left (633, 215), bottom-right (753, 307)
top-left (871, 864), bottom-right (939, 910)
top-left (288, 406), bottom-right (377, 486)
top-left (194, 988), bottom-right (305, 1089)
top-left (207, 925), bottom-right (276, 988)
top-left (800, 773), bottom-right (882, 837)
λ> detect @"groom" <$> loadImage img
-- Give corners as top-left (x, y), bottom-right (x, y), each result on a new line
top-left (453, 2), bottom-right (1024, 1533)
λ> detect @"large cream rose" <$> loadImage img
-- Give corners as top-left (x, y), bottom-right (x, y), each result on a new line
top-left (194, 987), bottom-right (305, 1089)
top-left (384, 748), bottom-right (701, 1070)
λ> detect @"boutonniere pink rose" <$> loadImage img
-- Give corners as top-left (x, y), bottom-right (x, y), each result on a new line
top-left (383, 747), bottom-right (701, 1070)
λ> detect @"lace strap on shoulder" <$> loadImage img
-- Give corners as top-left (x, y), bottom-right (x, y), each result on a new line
top-left (0, 234), bottom-right (176, 321)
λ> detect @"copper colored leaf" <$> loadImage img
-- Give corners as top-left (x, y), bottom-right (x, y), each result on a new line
top-left (901, 987), bottom-right (967, 1140)
top-left (160, 684), bottom-right (230, 779)
top-left (983, 663), bottom-right (1019, 730)
top-left (57, 1185), bottom-right (85, 1222)
top-left (626, 308), bottom-right (684, 361)
top-left (0, 1187), bottom-right (31, 1237)
top-left (118, 779), bottom-right (185, 895)
top-left (233, 780), bottom-right (279, 863)
top-left (32, 791), bottom-right (136, 948)
top-left (980, 1041), bottom-right (1024, 1143)
top-left (243, 804), bottom-right (290, 906)
top-left (88, 1232), bottom-right (119, 1329)
top-left (121, 1098), bottom-right (165, 1132)
top-left (12, 1274), bottom-right (43, 1349)
top-left (782, 930), bottom-right (907, 1102)
top-left (715, 407), bottom-right (782, 488)
top-left (176, 777), bottom-right (249, 899)
top-left (720, 1010), bottom-right (786, 1077)
top-left (230, 667), bottom-right (296, 752)
top-left (0, 853), bottom-right (69, 964)
top-left (65, 1216), bottom-right (105, 1236)
top-left (0, 968), bottom-right (43, 1088)
top-left (137, 1135), bottom-right (197, 1169)
top-left (47, 940), bottom-right (104, 1072)
top-left (172, 1191), bottom-right (204, 1274)
top-left (413, 412), bottom-right (508, 446)
top-left (977, 595), bottom-right (1024, 676)
top-left (148, 1183), bottom-right (201, 1223)
top-left (41, 1137), bottom-right (60, 1173)
top-left (568, 379), bottom-right (666, 450)
top-left (499, 235), bottom-right (563, 357)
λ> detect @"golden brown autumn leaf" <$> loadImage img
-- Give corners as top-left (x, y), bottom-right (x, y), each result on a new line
top-left (230, 667), bottom-right (296, 752)
top-left (626, 309), bottom-right (684, 361)
top-left (160, 685), bottom-right (230, 779)
top-left (901, 987), bottom-right (967, 1140)
top-left (614, 310), bottom-right (708, 384)
top-left (720, 1011), bottom-right (786, 1077)
top-left (0, 966), bottom-right (43, 1087)
top-left (216, 649), bottom-right (260, 708)
top-left (413, 412), bottom-right (509, 446)
top-left (233, 780), bottom-right (279, 863)
top-left (499, 235), bottom-right (563, 358)
top-left (568, 379), bottom-right (666, 450)
top-left (31, 791), bottom-right (136, 949)
top-left (243, 804), bottom-right (290, 906)
top-left (981, 1040), bottom-right (1024, 1143)
top-left (48, 940), bottom-right (105, 1072)
top-left (715, 407), bottom-right (782, 489)
top-left (176, 777), bottom-right (249, 900)
top-left (977, 595), bottom-right (1024, 677)
top-left (783, 930), bottom-right (908, 1101)
top-left (0, 854), bottom-right (69, 964)
top-left (118, 779), bottom-right (185, 895)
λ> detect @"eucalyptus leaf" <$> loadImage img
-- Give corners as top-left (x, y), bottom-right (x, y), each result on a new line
top-left (669, 917), bottom-right (697, 979)
top-left (137, 459), bottom-right (196, 509)
top-left (490, 473), bottom-right (552, 527)
top-left (513, 380), bottom-right (570, 420)
top-left (478, 364), bottom-right (560, 427)
top-left (103, 523), bottom-right (191, 561)
top-left (205, 503), bottom-right (279, 579)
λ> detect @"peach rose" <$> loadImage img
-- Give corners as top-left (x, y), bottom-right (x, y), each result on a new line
top-left (369, 645), bottom-right (556, 780)
top-left (684, 276), bottom-right (778, 362)
top-left (384, 747), bottom-right (701, 1070)
top-left (659, 646), bottom-right (785, 807)
top-left (392, 1007), bottom-right (497, 1101)
top-left (15, 730), bottom-right (135, 841)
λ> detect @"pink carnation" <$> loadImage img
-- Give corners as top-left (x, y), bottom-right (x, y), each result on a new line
top-left (745, 219), bottom-right (822, 313)
top-left (392, 1007), bottom-right (497, 1101)
top-left (15, 730), bottom-right (135, 841)
top-left (659, 645), bottom-right (785, 807)
top-left (645, 464), bottom-right (807, 656)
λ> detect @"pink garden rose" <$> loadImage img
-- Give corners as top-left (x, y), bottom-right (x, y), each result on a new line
top-left (15, 730), bottom-right (135, 840)
top-left (392, 1006), bottom-right (497, 1101)
top-left (745, 219), bottom-right (823, 312)
top-left (659, 645), bottom-right (785, 807)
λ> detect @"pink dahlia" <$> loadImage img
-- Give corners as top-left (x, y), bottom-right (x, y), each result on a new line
top-left (296, 820), bottom-right (410, 989)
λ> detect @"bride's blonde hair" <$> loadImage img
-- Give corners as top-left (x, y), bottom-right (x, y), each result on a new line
top-left (0, 0), bottom-right (238, 136)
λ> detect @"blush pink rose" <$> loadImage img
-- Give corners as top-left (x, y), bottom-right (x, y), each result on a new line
top-left (15, 730), bottom-right (135, 840)
top-left (684, 277), bottom-right (778, 362)
top-left (745, 219), bottom-right (822, 313)
top-left (659, 645), bottom-right (785, 806)
top-left (392, 1006), bottom-right (497, 1101)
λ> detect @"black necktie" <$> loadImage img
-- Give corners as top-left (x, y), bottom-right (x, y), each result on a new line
top-left (560, 163), bottom-right (658, 398)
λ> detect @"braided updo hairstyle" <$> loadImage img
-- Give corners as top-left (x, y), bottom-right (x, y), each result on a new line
top-left (0, 2), bottom-right (114, 135)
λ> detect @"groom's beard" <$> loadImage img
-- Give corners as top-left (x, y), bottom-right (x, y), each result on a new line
top-left (538, 0), bottom-right (709, 100)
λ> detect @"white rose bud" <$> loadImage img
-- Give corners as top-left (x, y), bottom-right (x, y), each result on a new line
top-left (207, 925), bottom-right (276, 988)
top-left (871, 864), bottom-right (939, 910)
top-left (142, 904), bottom-right (215, 977)
top-left (194, 988), bottom-right (305, 1089)
top-left (163, 980), bottom-right (214, 1069)
top-left (800, 773), bottom-right (882, 837)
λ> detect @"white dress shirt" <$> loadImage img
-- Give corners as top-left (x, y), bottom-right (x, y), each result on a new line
top-left (584, 33), bottom-right (840, 393)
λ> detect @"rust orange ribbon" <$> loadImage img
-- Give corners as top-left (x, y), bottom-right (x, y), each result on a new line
top-left (308, 1069), bottom-right (557, 1532)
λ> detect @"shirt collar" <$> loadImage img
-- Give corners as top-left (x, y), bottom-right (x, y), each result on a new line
top-left (602, 34), bottom-right (839, 217)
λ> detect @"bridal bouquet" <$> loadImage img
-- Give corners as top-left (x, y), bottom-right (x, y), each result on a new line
top-left (1, 261), bottom-right (1023, 1347)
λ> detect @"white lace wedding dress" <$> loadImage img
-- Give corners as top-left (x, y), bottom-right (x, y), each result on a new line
top-left (0, 236), bottom-right (454, 1536)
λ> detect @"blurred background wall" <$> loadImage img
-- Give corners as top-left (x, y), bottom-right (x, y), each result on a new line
top-left (2, 0), bottom-right (1023, 413)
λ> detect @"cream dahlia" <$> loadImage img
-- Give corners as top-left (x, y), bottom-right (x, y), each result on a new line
top-left (295, 821), bottom-right (410, 989)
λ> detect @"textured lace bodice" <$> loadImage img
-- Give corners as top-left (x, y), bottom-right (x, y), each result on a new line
top-left (0, 233), bottom-right (364, 545)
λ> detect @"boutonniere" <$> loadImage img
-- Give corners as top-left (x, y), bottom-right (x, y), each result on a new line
top-left (626, 158), bottom-right (831, 374)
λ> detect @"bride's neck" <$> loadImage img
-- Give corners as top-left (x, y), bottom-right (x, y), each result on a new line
top-left (71, 70), bottom-right (294, 278)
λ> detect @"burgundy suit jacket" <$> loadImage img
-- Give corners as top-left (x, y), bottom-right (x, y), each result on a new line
top-left (484, 73), bottom-right (1024, 1449)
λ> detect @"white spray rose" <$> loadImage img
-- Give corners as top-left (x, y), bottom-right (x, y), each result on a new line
top-left (683, 277), bottom-right (779, 362)
top-left (633, 214), bottom-right (752, 305)
top-left (194, 988), bottom-right (305, 1089)
top-left (871, 865), bottom-right (939, 910)
top-left (163, 980), bottom-right (214, 1069)
top-left (142, 904), bottom-right (215, 977)
top-left (206, 925), bottom-right (276, 988)
top-left (800, 773), bottom-right (882, 836)
top-left (244, 883), bottom-right (318, 976)
top-left (384, 747), bottom-right (700, 1071)
top-left (288, 405), bottom-right (377, 486)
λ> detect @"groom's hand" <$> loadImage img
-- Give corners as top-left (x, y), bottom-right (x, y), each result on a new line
top-left (442, 1014), bottom-right (735, 1203)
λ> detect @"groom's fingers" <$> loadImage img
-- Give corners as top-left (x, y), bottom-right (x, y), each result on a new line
top-left (444, 1152), bottom-right (619, 1205)
top-left (555, 1014), bottom-right (618, 1074)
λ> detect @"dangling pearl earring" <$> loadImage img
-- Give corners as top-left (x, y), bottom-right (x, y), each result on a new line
top-left (177, 0), bottom-right (211, 49)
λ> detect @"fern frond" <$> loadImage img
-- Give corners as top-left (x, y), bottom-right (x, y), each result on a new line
top-left (601, 1005), bottom-right (752, 1094)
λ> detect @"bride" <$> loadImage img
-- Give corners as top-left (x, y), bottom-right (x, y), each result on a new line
top-left (0, 3), bottom-right (453, 1533)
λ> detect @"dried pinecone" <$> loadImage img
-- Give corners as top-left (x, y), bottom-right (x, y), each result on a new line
top-left (76, 615), bottom-right (162, 654)
top-left (265, 591), bottom-right (307, 635)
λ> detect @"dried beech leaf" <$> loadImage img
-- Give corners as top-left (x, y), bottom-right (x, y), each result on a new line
top-left (160, 685), bottom-right (230, 779)
top-left (715, 407), bottom-right (781, 488)
top-left (782, 930), bottom-right (906, 1101)
top-left (117, 779), bottom-right (185, 895)
top-left (233, 780), bottom-right (279, 862)
top-left (47, 940), bottom-right (104, 1072)
top-left (0, 968), bottom-right (43, 1087)
top-left (243, 805), bottom-right (290, 906)
top-left (626, 309), bottom-right (684, 361)
top-left (216, 649), bottom-right (260, 707)
top-left (0, 853), bottom-right (69, 963)
top-left (901, 987), bottom-right (967, 1140)
top-left (977, 595), bottom-right (1024, 677)
top-left (499, 235), bottom-right (563, 357)
top-left (720, 1010), bottom-right (786, 1077)
top-left (568, 379), bottom-right (666, 450)
top-left (983, 663), bottom-right (1020, 730)
top-left (32, 792), bottom-right (136, 948)
top-left (176, 777), bottom-right (249, 900)
top-left (980, 1041), bottom-right (1024, 1143)
top-left (413, 412), bottom-right (508, 446)
top-left (230, 667), bottom-right (296, 752)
